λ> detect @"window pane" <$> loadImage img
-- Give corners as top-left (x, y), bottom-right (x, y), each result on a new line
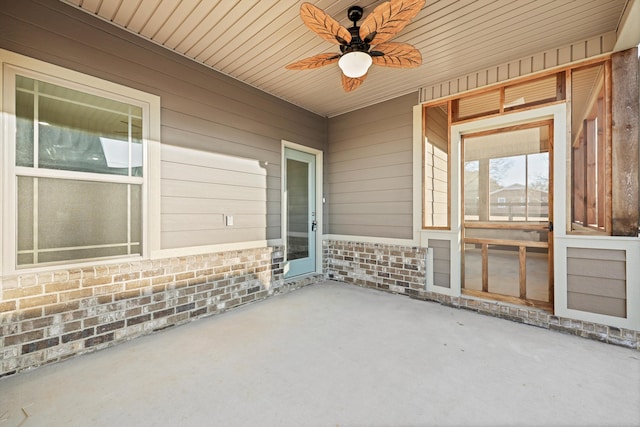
top-left (17, 176), bottom-right (34, 257)
top-left (526, 249), bottom-right (550, 302)
top-left (15, 76), bottom-right (143, 176)
top-left (463, 242), bottom-right (482, 290)
top-left (37, 247), bottom-right (130, 264)
top-left (17, 177), bottom-right (142, 266)
top-left (504, 75), bottom-right (560, 109)
top-left (464, 160), bottom-right (480, 221)
top-left (571, 64), bottom-right (607, 232)
top-left (287, 158), bottom-right (309, 260)
top-left (423, 103), bottom-right (449, 227)
top-left (456, 90), bottom-right (500, 120)
top-left (527, 152), bottom-right (550, 221)
top-left (490, 156), bottom-right (525, 220)
top-left (464, 125), bottom-right (550, 223)
top-left (465, 227), bottom-right (548, 244)
top-left (487, 246), bottom-right (519, 297)
top-left (16, 76), bottom-right (35, 167)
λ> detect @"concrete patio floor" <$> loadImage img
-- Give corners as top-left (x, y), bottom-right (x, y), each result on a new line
top-left (1, 280), bottom-right (639, 427)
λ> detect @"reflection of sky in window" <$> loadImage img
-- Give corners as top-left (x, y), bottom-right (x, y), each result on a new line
top-left (492, 154), bottom-right (548, 186)
top-left (100, 137), bottom-right (142, 168)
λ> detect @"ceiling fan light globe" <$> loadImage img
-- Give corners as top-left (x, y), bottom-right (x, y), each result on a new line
top-left (338, 52), bottom-right (372, 78)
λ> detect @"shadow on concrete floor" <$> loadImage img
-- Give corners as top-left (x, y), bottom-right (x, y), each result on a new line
top-left (1, 281), bottom-right (639, 426)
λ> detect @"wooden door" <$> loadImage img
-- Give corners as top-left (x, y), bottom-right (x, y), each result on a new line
top-left (461, 121), bottom-right (553, 310)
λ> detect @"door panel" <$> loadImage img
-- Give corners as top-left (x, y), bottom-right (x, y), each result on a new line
top-left (284, 148), bottom-right (316, 278)
top-left (462, 121), bottom-right (553, 310)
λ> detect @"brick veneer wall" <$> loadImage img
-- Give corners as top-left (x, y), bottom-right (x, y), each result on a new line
top-left (323, 240), bottom-right (427, 295)
top-left (323, 239), bottom-right (639, 351)
top-left (0, 246), bottom-right (321, 377)
top-left (3, 240), bottom-right (638, 378)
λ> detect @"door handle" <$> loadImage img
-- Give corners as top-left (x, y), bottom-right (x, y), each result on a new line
top-left (549, 221), bottom-right (553, 232)
top-left (311, 220), bottom-right (317, 232)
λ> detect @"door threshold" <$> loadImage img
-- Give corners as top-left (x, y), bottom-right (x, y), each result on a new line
top-left (462, 289), bottom-right (553, 312)
top-left (284, 272), bottom-right (324, 284)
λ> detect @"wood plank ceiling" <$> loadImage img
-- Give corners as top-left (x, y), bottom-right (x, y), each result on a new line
top-left (60, 0), bottom-right (629, 117)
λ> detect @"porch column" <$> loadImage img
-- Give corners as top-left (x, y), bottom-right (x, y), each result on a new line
top-left (611, 47), bottom-right (639, 236)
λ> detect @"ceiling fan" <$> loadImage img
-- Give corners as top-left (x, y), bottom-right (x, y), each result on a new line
top-left (285, 0), bottom-right (425, 92)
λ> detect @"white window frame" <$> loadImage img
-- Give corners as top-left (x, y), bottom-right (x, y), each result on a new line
top-left (1, 49), bottom-right (161, 275)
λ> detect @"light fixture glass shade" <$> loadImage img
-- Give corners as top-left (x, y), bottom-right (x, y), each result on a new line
top-left (338, 52), bottom-right (372, 78)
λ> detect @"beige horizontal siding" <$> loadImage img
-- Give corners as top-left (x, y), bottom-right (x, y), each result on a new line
top-left (161, 198), bottom-right (278, 215)
top-left (327, 93), bottom-right (416, 240)
top-left (329, 190), bottom-right (413, 205)
top-left (429, 239), bottom-right (451, 289)
top-left (566, 247), bottom-right (626, 318)
top-left (329, 202), bottom-right (413, 216)
top-left (328, 224), bottom-right (412, 240)
top-left (565, 258), bottom-right (625, 280)
top-left (161, 228), bottom-right (271, 249)
top-left (567, 293), bottom-right (627, 319)
top-left (567, 276), bottom-right (626, 299)
top-left (160, 143), bottom-right (280, 247)
top-left (161, 126), bottom-right (281, 166)
top-left (0, 0), bottom-right (326, 251)
top-left (329, 151), bottom-right (411, 173)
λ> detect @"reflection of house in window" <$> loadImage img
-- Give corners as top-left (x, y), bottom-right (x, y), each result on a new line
top-left (463, 123), bottom-right (550, 223)
top-left (490, 184), bottom-right (548, 220)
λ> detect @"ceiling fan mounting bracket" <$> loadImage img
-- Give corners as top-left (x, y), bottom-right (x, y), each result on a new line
top-left (347, 6), bottom-right (364, 25)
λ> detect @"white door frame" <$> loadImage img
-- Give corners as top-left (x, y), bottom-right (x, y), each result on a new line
top-left (281, 140), bottom-right (323, 278)
top-left (421, 104), bottom-right (566, 301)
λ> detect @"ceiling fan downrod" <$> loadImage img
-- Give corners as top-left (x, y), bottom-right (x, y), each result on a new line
top-left (339, 6), bottom-right (371, 55)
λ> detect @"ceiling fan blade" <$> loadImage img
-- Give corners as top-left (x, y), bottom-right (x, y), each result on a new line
top-left (359, 0), bottom-right (425, 45)
top-left (371, 42), bottom-right (422, 68)
top-left (285, 53), bottom-right (341, 70)
top-left (341, 72), bottom-right (367, 92)
top-left (300, 2), bottom-right (352, 45)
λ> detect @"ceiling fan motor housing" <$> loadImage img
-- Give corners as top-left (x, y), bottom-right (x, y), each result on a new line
top-left (340, 26), bottom-right (371, 55)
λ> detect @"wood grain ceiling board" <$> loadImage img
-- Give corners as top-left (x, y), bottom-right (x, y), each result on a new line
top-left (61, 0), bottom-right (628, 117)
